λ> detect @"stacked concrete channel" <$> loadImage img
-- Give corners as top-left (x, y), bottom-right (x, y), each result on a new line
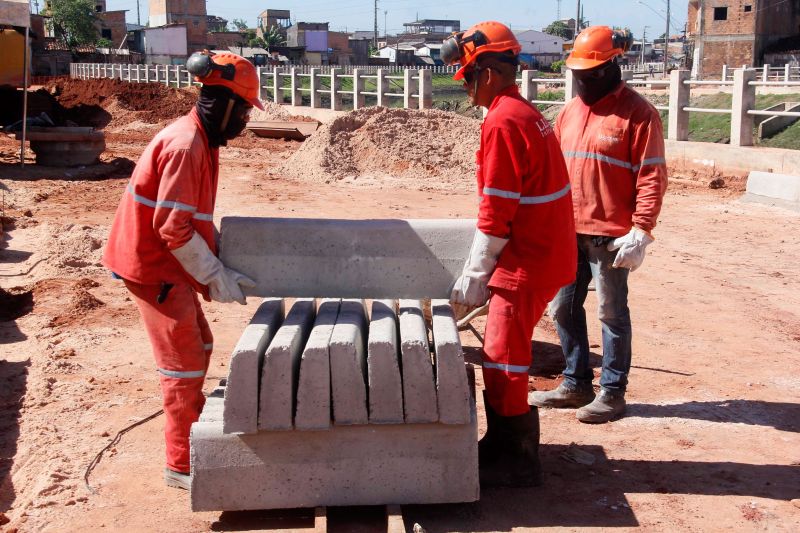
top-left (190, 218), bottom-right (479, 511)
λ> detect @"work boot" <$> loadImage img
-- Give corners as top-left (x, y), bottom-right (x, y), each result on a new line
top-left (576, 389), bottom-right (626, 424)
top-left (479, 392), bottom-right (543, 488)
top-left (528, 382), bottom-right (595, 408)
top-left (164, 468), bottom-right (191, 490)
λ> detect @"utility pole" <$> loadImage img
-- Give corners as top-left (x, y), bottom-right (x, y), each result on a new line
top-left (374, 0), bottom-right (378, 49)
top-left (136, 0), bottom-right (140, 26)
top-left (574, 0), bottom-right (580, 39)
top-left (641, 26), bottom-right (648, 65)
top-left (557, 0), bottom-right (562, 21)
top-left (663, 0), bottom-right (670, 76)
top-left (384, 10), bottom-right (387, 39)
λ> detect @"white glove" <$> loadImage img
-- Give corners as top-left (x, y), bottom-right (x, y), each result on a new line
top-left (450, 229), bottom-right (508, 319)
top-left (170, 232), bottom-right (255, 304)
top-left (607, 227), bottom-right (654, 272)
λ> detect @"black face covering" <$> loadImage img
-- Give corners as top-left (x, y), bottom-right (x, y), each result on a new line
top-left (574, 61), bottom-right (622, 106)
top-left (195, 85), bottom-right (250, 147)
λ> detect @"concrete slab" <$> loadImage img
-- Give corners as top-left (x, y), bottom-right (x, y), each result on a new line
top-left (295, 299), bottom-right (340, 430)
top-left (330, 299), bottom-right (369, 425)
top-left (258, 299), bottom-right (316, 431)
top-left (398, 300), bottom-right (438, 423)
top-left (190, 392), bottom-right (479, 511)
top-left (744, 171), bottom-right (800, 208)
top-left (223, 298), bottom-right (284, 434)
top-left (219, 218), bottom-right (475, 298)
top-left (367, 300), bottom-right (404, 424)
top-left (431, 300), bottom-right (472, 425)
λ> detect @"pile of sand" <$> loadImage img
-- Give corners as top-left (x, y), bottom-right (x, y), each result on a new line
top-left (36, 223), bottom-right (108, 278)
top-left (278, 107), bottom-right (481, 191)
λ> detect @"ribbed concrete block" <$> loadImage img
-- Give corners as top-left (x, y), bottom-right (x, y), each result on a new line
top-left (295, 299), bottom-right (340, 430)
top-left (258, 299), bottom-right (316, 430)
top-left (431, 300), bottom-right (471, 424)
top-left (330, 299), bottom-right (368, 425)
top-left (223, 298), bottom-right (284, 434)
top-left (367, 300), bottom-right (403, 424)
top-left (190, 396), bottom-right (479, 511)
top-left (219, 218), bottom-right (476, 298)
top-left (398, 300), bottom-right (438, 423)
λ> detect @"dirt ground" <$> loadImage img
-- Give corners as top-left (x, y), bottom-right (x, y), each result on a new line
top-left (1, 103), bottom-right (800, 533)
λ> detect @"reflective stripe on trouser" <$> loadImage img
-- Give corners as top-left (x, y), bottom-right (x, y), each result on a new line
top-left (123, 279), bottom-right (213, 473)
top-left (482, 285), bottom-right (559, 417)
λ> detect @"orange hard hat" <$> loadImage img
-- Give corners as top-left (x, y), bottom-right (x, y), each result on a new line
top-left (566, 26), bottom-right (632, 70)
top-left (441, 21), bottom-right (522, 81)
top-left (187, 51), bottom-right (264, 110)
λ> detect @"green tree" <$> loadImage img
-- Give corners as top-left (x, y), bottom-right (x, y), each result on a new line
top-left (544, 20), bottom-right (571, 39)
top-left (230, 18), bottom-right (249, 32)
top-left (261, 25), bottom-right (286, 50)
top-left (47, 0), bottom-right (99, 49)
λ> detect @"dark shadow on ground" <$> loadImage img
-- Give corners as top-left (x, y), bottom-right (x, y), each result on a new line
top-left (0, 358), bottom-right (29, 511)
top-left (0, 156), bottom-right (134, 182)
top-left (627, 400), bottom-right (800, 433)
top-left (402, 443), bottom-right (800, 531)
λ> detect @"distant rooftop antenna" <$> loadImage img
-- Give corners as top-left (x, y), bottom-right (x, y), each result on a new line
top-left (557, 0), bottom-right (561, 20)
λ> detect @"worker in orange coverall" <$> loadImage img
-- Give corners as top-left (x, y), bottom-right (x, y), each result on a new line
top-left (443, 21), bottom-right (577, 487)
top-left (530, 26), bottom-right (667, 423)
top-left (102, 51), bottom-right (263, 489)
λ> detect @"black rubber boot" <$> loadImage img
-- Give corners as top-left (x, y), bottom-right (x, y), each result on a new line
top-left (479, 392), bottom-right (543, 488)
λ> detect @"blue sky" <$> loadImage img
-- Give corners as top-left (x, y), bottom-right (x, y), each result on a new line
top-left (108, 0), bottom-right (688, 39)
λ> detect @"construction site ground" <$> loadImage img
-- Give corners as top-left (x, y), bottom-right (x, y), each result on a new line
top-left (1, 84), bottom-right (799, 532)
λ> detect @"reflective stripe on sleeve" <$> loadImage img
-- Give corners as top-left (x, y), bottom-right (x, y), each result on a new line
top-left (632, 157), bottom-right (667, 172)
top-left (203, 343), bottom-right (213, 351)
top-left (483, 362), bottom-right (530, 374)
top-left (563, 150), bottom-right (633, 171)
top-left (520, 183), bottom-right (571, 205)
top-left (127, 184), bottom-right (213, 222)
top-left (483, 187), bottom-right (521, 200)
top-left (157, 368), bottom-right (206, 379)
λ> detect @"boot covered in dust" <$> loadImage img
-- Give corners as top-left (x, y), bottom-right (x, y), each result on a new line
top-left (479, 391), bottom-right (543, 487)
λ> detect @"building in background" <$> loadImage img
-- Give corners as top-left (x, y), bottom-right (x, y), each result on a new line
top-left (514, 29), bottom-right (566, 69)
top-left (207, 15), bottom-right (228, 33)
top-left (287, 22), bottom-right (328, 64)
top-left (688, 0), bottom-right (800, 78)
top-left (402, 19), bottom-right (459, 39)
top-left (143, 24), bottom-right (188, 64)
top-left (149, 0), bottom-right (207, 51)
top-left (257, 9), bottom-right (292, 39)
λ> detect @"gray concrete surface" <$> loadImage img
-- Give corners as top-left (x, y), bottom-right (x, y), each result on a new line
top-left (223, 298), bottom-right (284, 434)
top-left (665, 140), bottom-right (800, 177)
top-left (258, 299), bottom-right (316, 430)
top-left (330, 299), bottom-right (369, 425)
top-left (295, 299), bottom-right (340, 430)
top-left (743, 171), bottom-right (800, 211)
top-left (431, 300), bottom-right (472, 425)
top-left (219, 218), bottom-right (475, 298)
top-left (191, 385), bottom-right (479, 511)
top-left (367, 300), bottom-right (404, 424)
top-left (398, 300), bottom-right (438, 423)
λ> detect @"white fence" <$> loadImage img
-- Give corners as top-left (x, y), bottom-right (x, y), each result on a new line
top-left (720, 64), bottom-right (800, 82)
top-left (70, 63), bottom-right (800, 147)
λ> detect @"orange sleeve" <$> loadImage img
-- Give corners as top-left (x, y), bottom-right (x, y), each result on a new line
top-left (477, 126), bottom-right (526, 239)
top-left (153, 148), bottom-right (203, 250)
top-left (631, 109), bottom-right (667, 233)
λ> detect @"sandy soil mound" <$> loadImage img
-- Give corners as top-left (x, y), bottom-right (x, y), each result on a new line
top-left (46, 78), bottom-right (198, 128)
top-left (279, 107), bottom-right (481, 191)
top-left (36, 223), bottom-right (108, 278)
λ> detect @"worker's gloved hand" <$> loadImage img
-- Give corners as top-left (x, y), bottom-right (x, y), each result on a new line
top-left (450, 229), bottom-right (508, 320)
top-left (170, 232), bottom-right (255, 304)
top-left (607, 227), bottom-right (654, 272)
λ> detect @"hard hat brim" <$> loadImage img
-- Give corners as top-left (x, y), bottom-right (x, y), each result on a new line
top-left (248, 96), bottom-right (265, 111)
top-left (452, 64), bottom-right (468, 81)
top-left (565, 55), bottom-right (610, 70)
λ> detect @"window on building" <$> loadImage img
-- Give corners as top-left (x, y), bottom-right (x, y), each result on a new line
top-left (95, 5), bottom-right (102, 12)
top-left (101, 29), bottom-right (112, 39)
top-left (714, 7), bottom-right (728, 20)
top-left (744, 5), bottom-right (752, 12)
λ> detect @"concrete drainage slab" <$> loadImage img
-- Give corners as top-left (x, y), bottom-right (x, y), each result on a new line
top-left (191, 298), bottom-right (478, 511)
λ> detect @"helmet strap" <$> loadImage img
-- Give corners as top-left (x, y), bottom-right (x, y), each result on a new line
top-left (220, 98), bottom-right (235, 132)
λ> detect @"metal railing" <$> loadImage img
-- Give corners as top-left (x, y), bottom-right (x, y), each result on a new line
top-left (68, 63), bottom-right (800, 147)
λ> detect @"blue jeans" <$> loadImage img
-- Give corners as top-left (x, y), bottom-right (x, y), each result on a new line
top-left (551, 234), bottom-right (632, 394)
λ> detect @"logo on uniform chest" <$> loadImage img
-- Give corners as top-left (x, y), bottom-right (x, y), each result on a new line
top-left (535, 117), bottom-right (553, 137)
